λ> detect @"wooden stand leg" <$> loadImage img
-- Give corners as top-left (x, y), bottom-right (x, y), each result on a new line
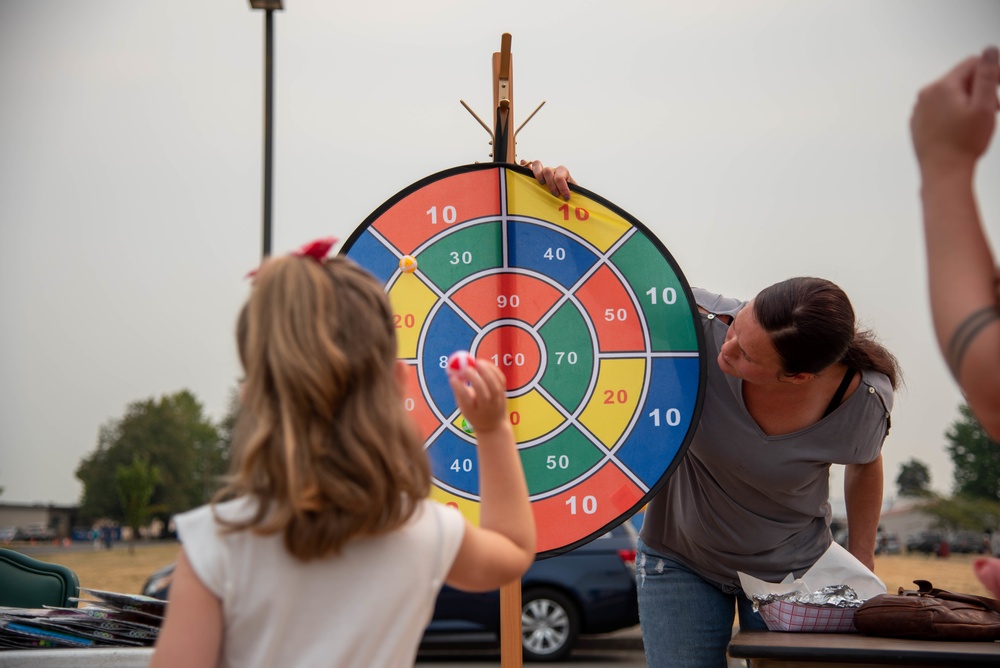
top-left (500, 579), bottom-right (523, 668)
top-left (492, 32), bottom-right (524, 668)
top-left (492, 33), bottom-right (514, 164)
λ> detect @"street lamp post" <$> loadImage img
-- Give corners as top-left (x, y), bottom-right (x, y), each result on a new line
top-left (248, 1), bottom-right (283, 259)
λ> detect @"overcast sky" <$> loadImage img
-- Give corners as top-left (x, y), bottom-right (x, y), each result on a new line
top-left (1, 1), bottom-right (998, 509)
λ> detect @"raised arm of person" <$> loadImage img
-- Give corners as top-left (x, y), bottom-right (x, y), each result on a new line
top-left (911, 46), bottom-right (1000, 439)
top-left (445, 359), bottom-right (537, 591)
top-left (843, 455), bottom-right (884, 572)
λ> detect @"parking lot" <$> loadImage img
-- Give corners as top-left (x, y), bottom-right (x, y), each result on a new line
top-left (416, 626), bottom-right (646, 666)
top-left (416, 626), bottom-right (747, 667)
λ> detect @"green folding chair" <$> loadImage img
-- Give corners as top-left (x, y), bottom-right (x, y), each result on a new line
top-left (0, 547), bottom-right (80, 608)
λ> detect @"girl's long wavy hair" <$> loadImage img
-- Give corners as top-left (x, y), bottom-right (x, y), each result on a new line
top-left (753, 276), bottom-right (901, 389)
top-left (215, 254), bottom-right (431, 560)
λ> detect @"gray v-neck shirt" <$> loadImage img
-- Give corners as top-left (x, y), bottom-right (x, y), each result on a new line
top-left (640, 289), bottom-right (893, 586)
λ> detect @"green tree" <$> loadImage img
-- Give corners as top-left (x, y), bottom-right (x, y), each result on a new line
top-left (76, 390), bottom-right (224, 523)
top-left (191, 386), bottom-right (239, 503)
top-left (945, 404), bottom-right (1000, 501)
top-left (218, 385), bottom-right (241, 449)
top-left (116, 456), bottom-right (160, 554)
top-left (896, 458), bottom-right (933, 497)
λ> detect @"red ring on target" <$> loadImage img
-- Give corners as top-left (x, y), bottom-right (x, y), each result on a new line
top-left (472, 321), bottom-right (544, 393)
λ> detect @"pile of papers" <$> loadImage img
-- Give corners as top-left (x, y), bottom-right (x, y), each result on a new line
top-left (0, 588), bottom-right (165, 650)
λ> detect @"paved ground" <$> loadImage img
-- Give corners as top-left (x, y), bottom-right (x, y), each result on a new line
top-left (416, 626), bottom-right (646, 666)
top-left (417, 626), bottom-right (748, 667)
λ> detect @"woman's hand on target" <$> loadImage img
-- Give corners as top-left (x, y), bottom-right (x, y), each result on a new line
top-left (519, 159), bottom-right (576, 201)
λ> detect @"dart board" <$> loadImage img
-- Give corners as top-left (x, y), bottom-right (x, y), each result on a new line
top-left (341, 163), bottom-right (705, 557)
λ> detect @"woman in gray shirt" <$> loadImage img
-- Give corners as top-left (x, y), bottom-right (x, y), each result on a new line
top-left (639, 278), bottom-right (898, 668)
top-left (520, 162), bottom-right (900, 668)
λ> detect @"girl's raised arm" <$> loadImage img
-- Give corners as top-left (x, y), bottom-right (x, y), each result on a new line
top-left (444, 358), bottom-right (536, 591)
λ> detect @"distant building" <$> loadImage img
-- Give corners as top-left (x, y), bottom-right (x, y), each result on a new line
top-left (0, 502), bottom-right (79, 540)
top-left (829, 495), bottom-right (938, 549)
top-left (876, 496), bottom-right (938, 543)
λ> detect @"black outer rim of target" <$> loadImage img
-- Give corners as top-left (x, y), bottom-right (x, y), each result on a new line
top-left (339, 162), bottom-right (707, 560)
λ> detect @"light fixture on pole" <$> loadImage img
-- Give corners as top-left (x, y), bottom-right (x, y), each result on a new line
top-left (248, 0), bottom-right (283, 259)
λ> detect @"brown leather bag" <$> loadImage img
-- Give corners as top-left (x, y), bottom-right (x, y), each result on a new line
top-left (854, 580), bottom-right (1000, 641)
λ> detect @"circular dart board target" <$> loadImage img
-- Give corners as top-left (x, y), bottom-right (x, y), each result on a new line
top-left (342, 163), bottom-right (705, 557)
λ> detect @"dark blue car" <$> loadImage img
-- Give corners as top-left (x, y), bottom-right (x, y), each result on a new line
top-left (142, 521), bottom-right (639, 662)
top-left (423, 521), bottom-right (639, 661)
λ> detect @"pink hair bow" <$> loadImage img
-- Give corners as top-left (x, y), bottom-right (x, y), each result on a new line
top-left (246, 236), bottom-right (339, 279)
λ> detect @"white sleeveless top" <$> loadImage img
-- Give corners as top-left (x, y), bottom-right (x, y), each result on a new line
top-left (175, 496), bottom-right (465, 668)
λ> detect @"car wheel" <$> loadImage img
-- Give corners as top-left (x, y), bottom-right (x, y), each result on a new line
top-left (521, 587), bottom-right (580, 662)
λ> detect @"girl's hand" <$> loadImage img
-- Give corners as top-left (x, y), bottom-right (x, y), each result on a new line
top-left (448, 358), bottom-right (509, 435)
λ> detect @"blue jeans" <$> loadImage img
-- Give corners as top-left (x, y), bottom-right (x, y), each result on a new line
top-left (636, 538), bottom-right (767, 668)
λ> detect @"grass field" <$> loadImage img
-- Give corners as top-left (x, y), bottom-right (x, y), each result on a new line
top-left (32, 542), bottom-right (181, 596)
top-left (23, 541), bottom-right (995, 599)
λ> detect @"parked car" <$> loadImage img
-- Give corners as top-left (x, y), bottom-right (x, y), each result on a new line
top-left (0, 527), bottom-right (17, 544)
top-left (876, 531), bottom-right (901, 555)
top-left (906, 530), bottom-right (944, 554)
top-left (949, 530), bottom-right (987, 554)
top-left (17, 524), bottom-right (54, 542)
top-left (142, 522), bottom-right (639, 662)
top-left (832, 527), bottom-right (900, 556)
top-left (426, 522), bottom-right (639, 661)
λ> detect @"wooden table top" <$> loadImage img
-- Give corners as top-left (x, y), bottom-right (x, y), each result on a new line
top-left (729, 630), bottom-right (1000, 666)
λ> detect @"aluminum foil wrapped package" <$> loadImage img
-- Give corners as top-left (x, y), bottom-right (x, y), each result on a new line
top-left (738, 543), bottom-right (886, 633)
top-left (752, 584), bottom-right (864, 612)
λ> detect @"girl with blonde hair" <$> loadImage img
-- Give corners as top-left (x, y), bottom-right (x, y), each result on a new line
top-left (151, 239), bottom-right (535, 668)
